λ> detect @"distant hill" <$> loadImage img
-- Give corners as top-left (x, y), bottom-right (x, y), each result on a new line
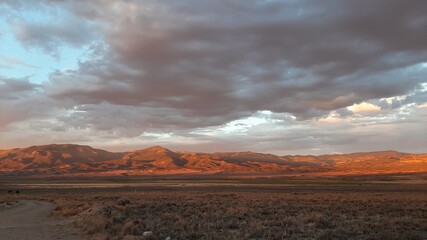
top-left (0, 144), bottom-right (426, 177)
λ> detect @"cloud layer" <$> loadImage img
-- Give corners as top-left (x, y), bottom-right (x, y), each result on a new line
top-left (0, 0), bottom-right (426, 154)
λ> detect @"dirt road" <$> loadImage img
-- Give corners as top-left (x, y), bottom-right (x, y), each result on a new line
top-left (0, 200), bottom-right (82, 240)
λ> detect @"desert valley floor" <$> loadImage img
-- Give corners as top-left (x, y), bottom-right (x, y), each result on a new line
top-left (1, 179), bottom-right (426, 240)
top-left (1, 144), bottom-right (427, 239)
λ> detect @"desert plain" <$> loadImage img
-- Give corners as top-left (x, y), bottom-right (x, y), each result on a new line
top-left (1, 177), bottom-right (426, 240)
top-left (1, 144), bottom-right (426, 240)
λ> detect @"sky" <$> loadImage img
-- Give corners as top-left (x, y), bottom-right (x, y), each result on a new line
top-left (0, 0), bottom-right (426, 155)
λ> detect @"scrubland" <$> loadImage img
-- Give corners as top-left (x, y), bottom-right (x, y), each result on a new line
top-left (1, 182), bottom-right (426, 240)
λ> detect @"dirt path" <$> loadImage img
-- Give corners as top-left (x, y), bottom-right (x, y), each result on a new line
top-left (0, 200), bottom-right (83, 240)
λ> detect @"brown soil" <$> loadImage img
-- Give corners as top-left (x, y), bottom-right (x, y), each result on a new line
top-left (0, 200), bottom-right (83, 240)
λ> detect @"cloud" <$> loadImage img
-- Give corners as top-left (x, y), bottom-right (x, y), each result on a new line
top-left (0, 0), bottom-right (426, 153)
top-left (348, 102), bottom-right (381, 115)
top-left (0, 77), bottom-right (47, 127)
top-left (2, 1), bottom-right (98, 56)
top-left (42, 1), bottom-right (426, 123)
top-left (0, 76), bottom-right (39, 99)
top-left (0, 55), bottom-right (38, 69)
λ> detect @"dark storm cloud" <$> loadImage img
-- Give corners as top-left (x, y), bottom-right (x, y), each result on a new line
top-left (1, 0), bottom-right (427, 145)
top-left (43, 0), bottom-right (427, 124)
top-left (0, 76), bottom-right (39, 99)
top-left (0, 77), bottom-right (47, 127)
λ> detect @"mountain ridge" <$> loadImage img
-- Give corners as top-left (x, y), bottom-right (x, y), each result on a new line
top-left (0, 144), bottom-right (426, 177)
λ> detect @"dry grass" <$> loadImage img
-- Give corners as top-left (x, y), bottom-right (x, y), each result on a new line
top-left (1, 183), bottom-right (426, 240)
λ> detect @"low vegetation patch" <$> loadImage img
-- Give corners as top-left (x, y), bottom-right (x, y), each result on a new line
top-left (1, 183), bottom-right (426, 239)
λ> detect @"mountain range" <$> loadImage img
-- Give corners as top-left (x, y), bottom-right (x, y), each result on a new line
top-left (0, 144), bottom-right (426, 178)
